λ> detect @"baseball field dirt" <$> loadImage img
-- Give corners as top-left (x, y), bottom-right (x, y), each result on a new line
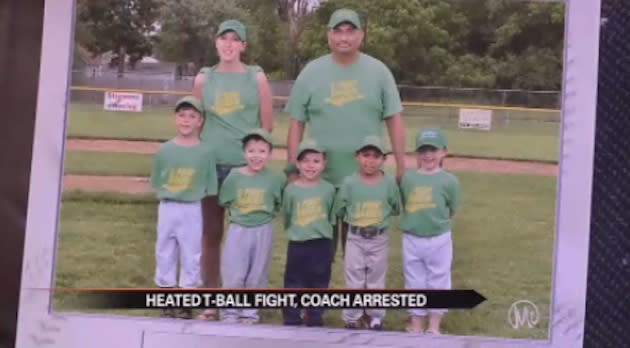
top-left (63, 139), bottom-right (558, 193)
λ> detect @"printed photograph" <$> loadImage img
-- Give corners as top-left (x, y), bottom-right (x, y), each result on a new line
top-left (53, 0), bottom-right (565, 340)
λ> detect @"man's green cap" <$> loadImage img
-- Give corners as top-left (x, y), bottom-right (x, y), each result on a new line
top-left (175, 96), bottom-right (203, 113)
top-left (356, 135), bottom-right (389, 154)
top-left (217, 19), bottom-right (246, 41)
top-left (242, 128), bottom-right (273, 146)
top-left (297, 139), bottom-right (325, 159)
top-left (416, 128), bottom-right (448, 150)
top-left (328, 8), bottom-right (362, 29)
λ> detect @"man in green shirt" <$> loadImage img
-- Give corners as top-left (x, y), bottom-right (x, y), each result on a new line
top-left (284, 8), bottom-right (406, 259)
top-left (149, 96), bottom-right (218, 320)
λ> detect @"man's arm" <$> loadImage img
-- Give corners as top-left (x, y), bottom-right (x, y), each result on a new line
top-left (256, 71), bottom-right (274, 132)
top-left (287, 119), bottom-right (305, 163)
top-left (385, 113), bottom-right (406, 182)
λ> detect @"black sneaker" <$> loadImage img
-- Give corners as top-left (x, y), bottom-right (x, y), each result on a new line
top-left (160, 308), bottom-right (175, 318)
top-left (174, 308), bottom-right (193, 319)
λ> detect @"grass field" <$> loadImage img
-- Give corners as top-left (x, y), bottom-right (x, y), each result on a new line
top-left (67, 103), bottom-right (561, 162)
top-left (54, 158), bottom-right (557, 340)
top-left (64, 151), bottom-right (154, 176)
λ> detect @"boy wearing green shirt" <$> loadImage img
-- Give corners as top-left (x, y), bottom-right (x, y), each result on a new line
top-left (281, 139), bottom-right (336, 327)
top-left (334, 135), bottom-right (402, 330)
top-left (149, 96), bottom-right (218, 320)
top-left (399, 128), bottom-right (461, 335)
top-left (218, 129), bottom-right (286, 324)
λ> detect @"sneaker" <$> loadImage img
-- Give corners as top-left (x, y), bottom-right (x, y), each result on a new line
top-left (425, 329), bottom-right (442, 335)
top-left (344, 321), bottom-right (360, 329)
top-left (369, 318), bottom-right (383, 331)
top-left (221, 315), bottom-right (240, 324)
top-left (174, 308), bottom-right (193, 319)
top-left (160, 308), bottom-right (175, 318)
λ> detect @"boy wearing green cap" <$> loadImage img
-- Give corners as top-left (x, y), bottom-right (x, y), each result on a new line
top-left (334, 135), bottom-right (402, 330)
top-left (218, 129), bottom-right (286, 324)
top-left (281, 139), bottom-right (336, 327)
top-left (399, 128), bottom-right (461, 335)
top-left (149, 96), bottom-right (218, 319)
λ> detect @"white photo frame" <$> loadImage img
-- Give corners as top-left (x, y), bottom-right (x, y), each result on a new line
top-left (15, 0), bottom-right (600, 347)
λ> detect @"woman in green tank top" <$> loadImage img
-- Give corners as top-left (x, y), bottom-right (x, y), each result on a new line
top-left (192, 19), bottom-right (273, 321)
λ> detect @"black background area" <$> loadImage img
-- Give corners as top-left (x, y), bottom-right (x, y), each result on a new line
top-left (0, 0), bottom-right (44, 347)
top-left (583, 0), bottom-right (630, 348)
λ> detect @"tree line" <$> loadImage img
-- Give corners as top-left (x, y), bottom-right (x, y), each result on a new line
top-left (76, 0), bottom-right (565, 90)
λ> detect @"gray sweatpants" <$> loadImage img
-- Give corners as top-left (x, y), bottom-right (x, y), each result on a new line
top-left (154, 200), bottom-right (203, 288)
top-left (403, 231), bottom-right (453, 317)
top-left (220, 222), bottom-right (274, 321)
top-left (342, 230), bottom-right (390, 322)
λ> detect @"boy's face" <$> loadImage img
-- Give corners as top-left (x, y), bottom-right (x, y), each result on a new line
top-left (244, 138), bottom-right (271, 172)
top-left (416, 145), bottom-right (447, 171)
top-left (297, 151), bottom-right (326, 181)
top-left (174, 107), bottom-right (203, 137)
top-left (356, 147), bottom-right (385, 176)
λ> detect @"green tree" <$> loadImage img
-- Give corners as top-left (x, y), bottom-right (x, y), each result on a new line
top-left (76, 0), bottom-right (159, 76)
top-left (154, 0), bottom-right (248, 75)
top-left (298, 0), bottom-right (468, 85)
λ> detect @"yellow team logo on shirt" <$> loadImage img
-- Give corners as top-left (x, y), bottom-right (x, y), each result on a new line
top-left (235, 188), bottom-right (266, 213)
top-left (210, 91), bottom-right (245, 115)
top-left (405, 187), bottom-right (437, 213)
top-left (163, 168), bottom-right (196, 193)
top-left (325, 80), bottom-right (364, 106)
top-left (294, 197), bottom-right (326, 226)
top-left (353, 200), bottom-right (383, 227)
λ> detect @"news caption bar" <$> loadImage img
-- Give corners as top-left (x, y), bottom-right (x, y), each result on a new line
top-left (67, 289), bottom-right (486, 310)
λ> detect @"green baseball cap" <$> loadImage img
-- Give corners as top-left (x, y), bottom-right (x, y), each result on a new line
top-left (356, 135), bottom-right (389, 155)
top-left (242, 128), bottom-right (273, 146)
top-left (217, 19), bottom-right (246, 41)
top-left (175, 96), bottom-right (203, 113)
top-left (328, 8), bottom-right (362, 29)
top-left (297, 139), bottom-right (325, 159)
top-left (416, 128), bottom-right (448, 150)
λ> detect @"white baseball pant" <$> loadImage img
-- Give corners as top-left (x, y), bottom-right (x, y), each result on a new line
top-left (342, 230), bottom-right (390, 323)
top-left (154, 200), bottom-right (203, 289)
top-left (220, 222), bottom-right (274, 322)
top-left (403, 231), bottom-right (453, 317)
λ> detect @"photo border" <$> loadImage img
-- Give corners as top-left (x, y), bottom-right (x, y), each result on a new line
top-left (15, 0), bottom-right (600, 347)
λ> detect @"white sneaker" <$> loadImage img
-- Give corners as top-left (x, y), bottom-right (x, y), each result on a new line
top-left (369, 317), bottom-right (383, 330)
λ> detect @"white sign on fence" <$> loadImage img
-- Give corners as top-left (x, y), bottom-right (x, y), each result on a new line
top-left (458, 108), bottom-right (493, 130)
top-left (103, 91), bottom-right (143, 112)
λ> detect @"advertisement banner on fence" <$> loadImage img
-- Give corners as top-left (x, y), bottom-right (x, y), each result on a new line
top-left (458, 108), bottom-right (492, 130)
top-left (103, 91), bottom-right (143, 112)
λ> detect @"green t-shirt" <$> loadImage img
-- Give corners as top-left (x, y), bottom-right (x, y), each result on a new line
top-left (399, 169), bottom-right (461, 237)
top-left (149, 140), bottom-right (218, 202)
top-left (219, 167), bottom-right (286, 227)
top-left (200, 65), bottom-right (263, 166)
top-left (282, 180), bottom-right (336, 241)
top-left (334, 172), bottom-right (402, 229)
top-left (284, 53), bottom-right (403, 187)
